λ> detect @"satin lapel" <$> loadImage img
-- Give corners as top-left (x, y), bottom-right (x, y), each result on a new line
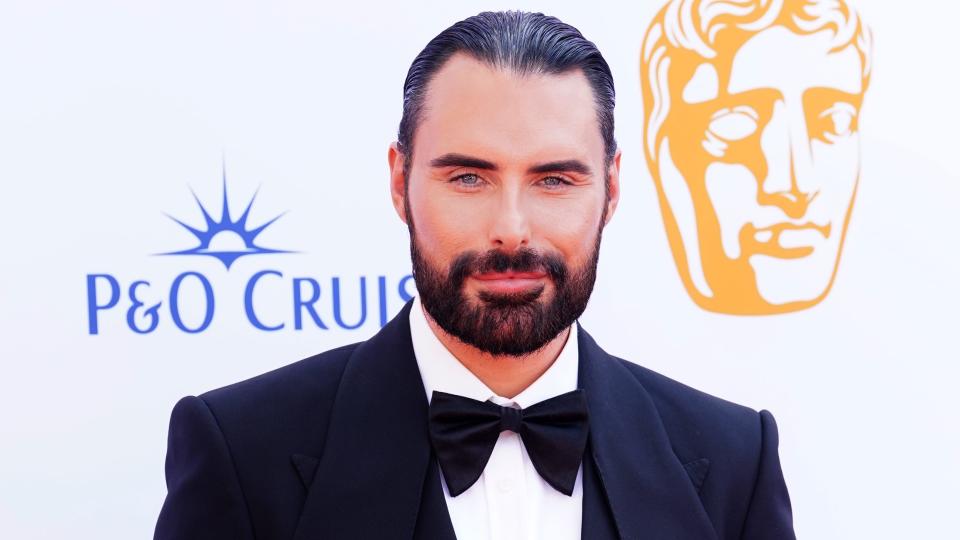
top-left (293, 301), bottom-right (452, 540)
top-left (577, 327), bottom-right (719, 540)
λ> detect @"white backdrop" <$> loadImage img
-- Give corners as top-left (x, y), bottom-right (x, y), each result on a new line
top-left (1, 1), bottom-right (958, 538)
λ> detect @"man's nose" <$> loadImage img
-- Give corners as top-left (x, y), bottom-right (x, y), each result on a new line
top-left (758, 100), bottom-right (818, 219)
top-left (487, 186), bottom-right (531, 252)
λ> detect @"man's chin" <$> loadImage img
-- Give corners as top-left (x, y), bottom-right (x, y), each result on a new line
top-left (460, 328), bottom-right (556, 358)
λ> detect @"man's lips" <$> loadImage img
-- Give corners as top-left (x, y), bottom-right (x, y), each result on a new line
top-left (471, 271), bottom-right (548, 293)
top-left (473, 271), bottom-right (547, 280)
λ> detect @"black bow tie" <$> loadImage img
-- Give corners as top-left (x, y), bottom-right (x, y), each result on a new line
top-left (427, 389), bottom-right (589, 497)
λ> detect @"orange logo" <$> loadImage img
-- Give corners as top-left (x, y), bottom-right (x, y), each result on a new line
top-left (641, 0), bottom-right (873, 314)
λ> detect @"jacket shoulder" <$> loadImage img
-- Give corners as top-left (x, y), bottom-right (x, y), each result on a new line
top-left (158, 343), bottom-right (362, 539)
top-left (616, 358), bottom-right (782, 538)
top-left (198, 342), bottom-right (360, 457)
top-left (201, 342), bottom-right (358, 403)
top-left (616, 357), bottom-right (763, 467)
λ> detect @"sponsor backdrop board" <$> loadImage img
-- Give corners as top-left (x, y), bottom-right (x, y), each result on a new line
top-left (1, 1), bottom-right (957, 538)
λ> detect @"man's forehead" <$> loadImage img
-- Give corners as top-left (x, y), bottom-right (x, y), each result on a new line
top-left (413, 53), bottom-right (604, 167)
top-left (423, 52), bottom-right (595, 105)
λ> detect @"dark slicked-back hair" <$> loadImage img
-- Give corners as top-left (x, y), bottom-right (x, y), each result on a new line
top-left (397, 11), bottom-right (616, 177)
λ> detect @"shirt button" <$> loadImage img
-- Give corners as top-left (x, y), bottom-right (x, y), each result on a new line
top-left (498, 478), bottom-right (514, 493)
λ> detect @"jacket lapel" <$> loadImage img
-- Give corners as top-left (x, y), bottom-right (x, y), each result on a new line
top-left (577, 326), bottom-right (719, 540)
top-left (412, 454), bottom-right (457, 539)
top-left (293, 301), bottom-right (455, 540)
top-left (581, 442), bottom-right (619, 540)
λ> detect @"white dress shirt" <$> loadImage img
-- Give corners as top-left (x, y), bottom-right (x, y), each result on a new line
top-left (409, 296), bottom-right (583, 540)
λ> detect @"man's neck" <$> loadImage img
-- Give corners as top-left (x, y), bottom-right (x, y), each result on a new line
top-left (421, 307), bottom-right (570, 399)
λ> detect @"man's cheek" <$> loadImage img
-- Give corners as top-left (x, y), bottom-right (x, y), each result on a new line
top-left (413, 198), bottom-right (473, 250)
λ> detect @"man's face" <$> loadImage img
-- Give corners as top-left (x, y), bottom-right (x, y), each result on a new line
top-left (389, 54), bottom-right (620, 355)
top-left (654, 26), bottom-right (865, 314)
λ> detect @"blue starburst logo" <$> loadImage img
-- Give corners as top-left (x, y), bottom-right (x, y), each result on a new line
top-left (156, 164), bottom-right (295, 269)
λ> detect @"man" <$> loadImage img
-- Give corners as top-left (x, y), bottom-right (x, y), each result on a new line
top-left (640, 0), bottom-right (873, 315)
top-left (155, 11), bottom-right (794, 540)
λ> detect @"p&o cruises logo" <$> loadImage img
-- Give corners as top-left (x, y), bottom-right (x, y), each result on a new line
top-left (86, 163), bottom-right (413, 335)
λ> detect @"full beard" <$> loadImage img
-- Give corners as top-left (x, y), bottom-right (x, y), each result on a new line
top-left (410, 237), bottom-right (601, 357)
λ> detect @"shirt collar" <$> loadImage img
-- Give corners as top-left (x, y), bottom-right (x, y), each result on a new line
top-left (410, 296), bottom-right (579, 408)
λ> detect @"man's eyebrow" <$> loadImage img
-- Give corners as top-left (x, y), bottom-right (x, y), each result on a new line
top-left (429, 153), bottom-right (498, 170)
top-left (527, 159), bottom-right (593, 176)
top-left (428, 154), bottom-right (594, 176)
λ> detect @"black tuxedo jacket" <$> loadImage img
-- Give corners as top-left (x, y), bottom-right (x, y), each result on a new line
top-left (155, 302), bottom-right (795, 539)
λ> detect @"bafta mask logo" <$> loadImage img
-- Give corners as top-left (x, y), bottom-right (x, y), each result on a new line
top-left (641, 0), bottom-right (873, 314)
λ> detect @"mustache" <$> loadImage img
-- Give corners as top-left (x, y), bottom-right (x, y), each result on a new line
top-left (447, 247), bottom-right (568, 288)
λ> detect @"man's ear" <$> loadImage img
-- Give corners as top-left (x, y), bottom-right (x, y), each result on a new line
top-left (603, 149), bottom-right (622, 226)
top-left (388, 142), bottom-right (408, 224)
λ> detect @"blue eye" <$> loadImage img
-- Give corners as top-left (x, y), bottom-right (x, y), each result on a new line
top-left (541, 176), bottom-right (569, 188)
top-left (455, 173), bottom-right (480, 185)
